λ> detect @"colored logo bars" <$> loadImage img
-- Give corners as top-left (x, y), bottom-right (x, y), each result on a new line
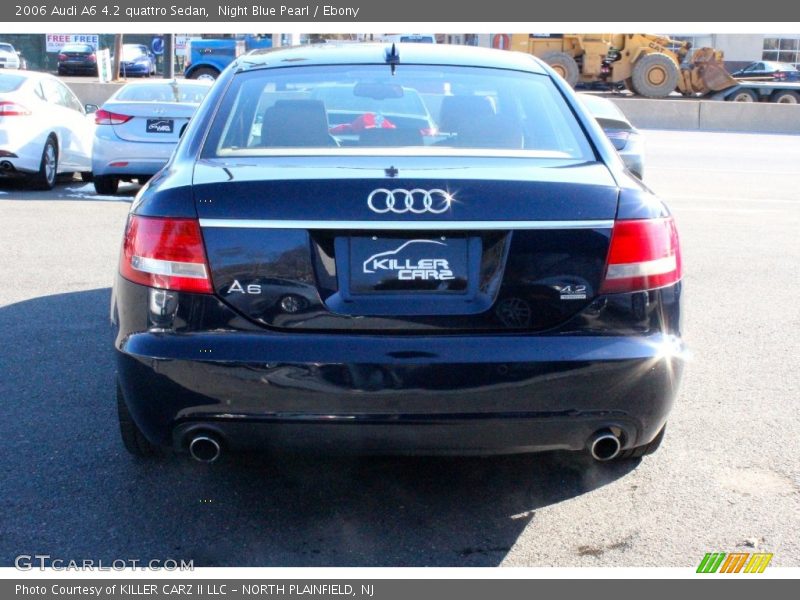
top-left (697, 552), bottom-right (773, 573)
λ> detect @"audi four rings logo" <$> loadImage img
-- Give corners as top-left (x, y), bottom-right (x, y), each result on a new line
top-left (367, 188), bottom-right (455, 214)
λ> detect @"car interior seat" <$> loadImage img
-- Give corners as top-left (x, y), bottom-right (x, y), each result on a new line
top-left (259, 99), bottom-right (338, 147)
top-left (438, 95), bottom-right (523, 149)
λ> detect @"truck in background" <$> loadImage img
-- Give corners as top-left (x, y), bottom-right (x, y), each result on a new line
top-left (510, 33), bottom-right (800, 103)
top-left (184, 34), bottom-right (273, 80)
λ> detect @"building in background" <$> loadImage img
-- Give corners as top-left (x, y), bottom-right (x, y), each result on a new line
top-left (665, 34), bottom-right (800, 71)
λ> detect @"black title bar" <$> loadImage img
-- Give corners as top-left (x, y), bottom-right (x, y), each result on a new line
top-left (3, 0), bottom-right (800, 22)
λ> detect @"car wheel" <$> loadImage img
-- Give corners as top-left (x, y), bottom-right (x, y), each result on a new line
top-left (617, 425), bottom-right (666, 459)
top-left (771, 90), bottom-right (800, 104)
top-left (729, 89), bottom-right (758, 102)
top-left (117, 382), bottom-right (160, 457)
top-left (80, 171), bottom-right (93, 182)
top-left (32, 137), bottom-right (58, 190)
top-left (631, 53), bottom-right (680, 98)
top-left (542, 51), bottom-right (579, 87)
top-left (94, 175), bottom-right (119, 195)
top-left (189, 67), bottom-right (219, 81)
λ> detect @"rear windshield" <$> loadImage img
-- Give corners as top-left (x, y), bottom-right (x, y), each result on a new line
top-left (0, 44), bottom-right (14, 53)
top-left (115, 82), bottom-right (210, 103)
top-left (122, 45), bottom-right (147, 59)
top-left (205, 65), bottom-right (594, 159)
top-left (0, 74), bottom-right (25, 92)
top-left (62, 44), bottom-right (93, 52)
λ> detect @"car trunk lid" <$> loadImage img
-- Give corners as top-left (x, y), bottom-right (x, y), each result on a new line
top-left (194, 156), bottom-right (619, 332)
top-left (104, 101), bottom-right (197, 143)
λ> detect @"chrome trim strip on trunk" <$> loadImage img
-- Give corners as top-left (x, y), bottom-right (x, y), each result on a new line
top-left (198, 219), bottom-right (614, 230)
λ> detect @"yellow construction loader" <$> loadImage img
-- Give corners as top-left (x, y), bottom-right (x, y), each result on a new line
top-left (510, 33), bottom-right (738, 98)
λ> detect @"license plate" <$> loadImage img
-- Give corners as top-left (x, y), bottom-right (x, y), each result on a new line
top-left (146, 119), bottom-right (174, 134)
top-left (350, 236), bottom-right (468, 294)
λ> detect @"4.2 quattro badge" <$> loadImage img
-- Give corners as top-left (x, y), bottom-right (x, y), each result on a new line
top-left (367, 188), bottom-right (454, 214)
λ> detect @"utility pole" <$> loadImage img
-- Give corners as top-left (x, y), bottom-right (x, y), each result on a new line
top-left (164, 34), bottom-right (175, 78)
top-left (112, 34), bottom-right (123, 81)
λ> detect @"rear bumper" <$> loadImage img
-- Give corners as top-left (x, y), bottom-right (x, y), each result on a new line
top-left (58, 63), bottom-right (96, 73)
top-left (114, 281), bottom-right (685, 455)
top-left (120, 64), bottom-right (150, 76)
top-left (92, 133), bottom-right (174, 177)
top-left (0, 127), bottom-right (50, 175)
top-left (118, 334), bottom-right (683, 455)
top-left (0, 157), bottom-right (36, 176)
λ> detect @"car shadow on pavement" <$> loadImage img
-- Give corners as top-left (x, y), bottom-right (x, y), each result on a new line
top-left (0, 177), bottom-right (139, 201)
top-left (0, 288), bottom-right (639, 568)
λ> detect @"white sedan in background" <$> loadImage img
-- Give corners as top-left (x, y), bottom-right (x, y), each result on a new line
top-left (0, 43), bottom-right (23, 70)
top-left (92, 79), bottom-right (212, 195)
top-left (0, 71), bottom-right (94, 189)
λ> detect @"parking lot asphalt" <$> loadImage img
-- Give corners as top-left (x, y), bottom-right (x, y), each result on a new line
top-left (0, 130), bottom-right (798, 567)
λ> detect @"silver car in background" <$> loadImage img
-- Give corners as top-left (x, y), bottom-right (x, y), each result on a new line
top-left (92, 79), bottom-right (212, 195)
top-left (578, 93), bottom-right (645, 179)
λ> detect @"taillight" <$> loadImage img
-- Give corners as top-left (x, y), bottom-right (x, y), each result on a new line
top-left (0, 101), bottom-right (31, 116)
top-left (184, 41), bottom-right (192, 67)
top-left (88, 53), bottom-right (96, 62)
top-left (120, 216), bottom-right (212, 294)
top-left (58, 53), bottom-right (67, 61)
top-left (95, 109), bottom-right (133, 125)
top-left (599, 217), bottom-right (682, 294)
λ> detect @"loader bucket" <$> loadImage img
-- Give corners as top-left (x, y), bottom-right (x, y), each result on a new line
top-left (690, 47), bottom-right (738, 92)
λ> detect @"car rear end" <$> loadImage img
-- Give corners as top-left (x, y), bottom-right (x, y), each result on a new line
top-left (120, 45), bottom-right (153, 77)
top-left (0, 45), bottom-right (21, 70)
top-left (57, 44), bottom-right (96, 75)
top-left (0, 73), bottom-right (48, 176)
top-left (112, 45), bottom-right (684, 462)
top-left (93, 81), bottom-right (210, 182)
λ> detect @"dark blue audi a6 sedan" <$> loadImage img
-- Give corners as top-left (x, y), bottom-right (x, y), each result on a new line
top-left (111, 43), bottom-right (684, 464)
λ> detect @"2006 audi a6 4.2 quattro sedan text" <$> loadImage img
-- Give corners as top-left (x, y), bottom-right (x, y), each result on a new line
top-left (111, 43), bottom-right (684, 464)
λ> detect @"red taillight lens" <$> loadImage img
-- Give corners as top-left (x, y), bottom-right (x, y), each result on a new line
top-left (599, 217), bottom-right (682, 294)
top-left (58, 53), bottom-right (67, 61)
top-left (0, 101), bottom-right (31, 116)
top-left (95, 109), bottom-right (133, 125)
top-left (120, 216), bottom-right (212, 294)
top-left (88, 53), bottom-right (96, 62)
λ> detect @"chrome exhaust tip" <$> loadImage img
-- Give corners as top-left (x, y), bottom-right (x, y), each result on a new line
top-left (188, 434), bottom-right (221, 463)
top-left (589, 429), bottom-right (622, 461)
